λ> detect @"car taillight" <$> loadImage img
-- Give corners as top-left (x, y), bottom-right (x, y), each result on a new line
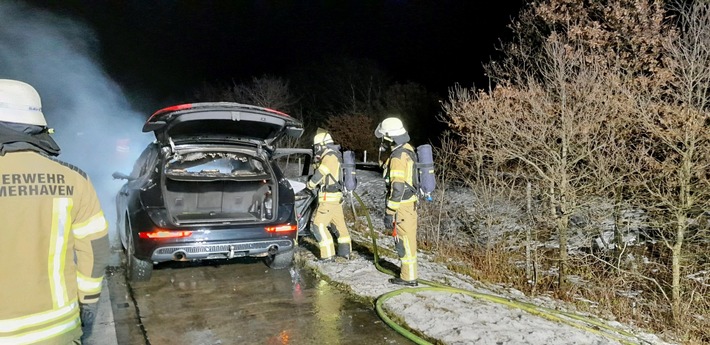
top-left (139, 230), bottom-right (193, 239)
top-left (265, 224), bottom-right (297, 233)
top-left (149, 103), bottom-right (193, 118)
top-left (264, 107), bottom-right (290, 117)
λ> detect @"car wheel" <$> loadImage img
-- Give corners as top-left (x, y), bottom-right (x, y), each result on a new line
top-left (125, 228), bottom-right (153, 282)
top-left (264, 247), bottom-right (295, 269)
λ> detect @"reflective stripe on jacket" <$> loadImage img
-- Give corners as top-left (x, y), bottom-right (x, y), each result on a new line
top-left (384, 143), bottom-right (417, 212)
top-left (0, 151), bottom-right (109, 345)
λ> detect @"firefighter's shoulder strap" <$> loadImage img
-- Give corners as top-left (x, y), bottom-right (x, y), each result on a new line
top-left (321, 148), bottom-right (343, 192)
top-left (322, 148), bottom-right (358, 192)
top-left (390, 143), bottom-right (418, 193)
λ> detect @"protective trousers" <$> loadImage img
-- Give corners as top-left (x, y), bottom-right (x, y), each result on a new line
top-left (393, 202), bottom-right (418, 281)
top-left (313, 201), bottom-right (351, 259)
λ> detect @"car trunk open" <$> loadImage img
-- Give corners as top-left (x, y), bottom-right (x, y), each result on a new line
top-left (144, 102), bottom-right (304, 146)
top-left (163, 179), bottom-right (275, 224)
top-left (161, 150), bottom-right (277, 225)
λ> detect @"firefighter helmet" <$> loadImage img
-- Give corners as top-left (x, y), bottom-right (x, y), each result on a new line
top-left (313, 129), bottom-right (334, 146)
top-left (0, 79), bottom-right (47, 126)
top-left (375, 117), bottom-right (407, 139)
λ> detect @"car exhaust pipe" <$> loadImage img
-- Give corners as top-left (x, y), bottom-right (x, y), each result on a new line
top-left (173, 251), bottom-right (187, 261)
top-left (267, 245), bottom-right (278, 255)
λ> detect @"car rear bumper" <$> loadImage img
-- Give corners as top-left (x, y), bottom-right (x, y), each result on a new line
top-left (149, 238), bottom-right (295, 262)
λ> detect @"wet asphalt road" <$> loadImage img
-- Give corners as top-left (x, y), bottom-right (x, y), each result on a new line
top-left (105, 248), bottom-right (411, 345)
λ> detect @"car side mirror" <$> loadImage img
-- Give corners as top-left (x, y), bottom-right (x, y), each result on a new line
top-left (112, 171), bottom-right (135, 181)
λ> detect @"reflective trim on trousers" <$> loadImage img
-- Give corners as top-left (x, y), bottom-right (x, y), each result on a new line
top-left (399, 235), bottom-right (417, 281)
top-left (316, 223), bottom-right (334, 258)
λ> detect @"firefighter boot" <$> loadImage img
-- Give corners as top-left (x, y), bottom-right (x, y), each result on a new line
top-left (388, 277), bottom-right (418, 287)
top-left (336, 241), bottom-right (351, 260)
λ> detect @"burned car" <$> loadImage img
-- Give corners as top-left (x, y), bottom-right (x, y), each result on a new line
top-left (113, 102), bottom-right (317, 281)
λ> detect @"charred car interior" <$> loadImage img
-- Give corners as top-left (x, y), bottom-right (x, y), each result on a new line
top-left (163, 151), bottom-right (276, 223)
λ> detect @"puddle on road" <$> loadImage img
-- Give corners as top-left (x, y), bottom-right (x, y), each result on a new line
top-left (128, 258), bottom-right (411, 345)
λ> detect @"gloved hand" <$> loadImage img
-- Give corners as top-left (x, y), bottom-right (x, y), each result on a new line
top-left (383, 214), bottom-right (394, 229)
top-left (80, 302), bottom-right (98, 339)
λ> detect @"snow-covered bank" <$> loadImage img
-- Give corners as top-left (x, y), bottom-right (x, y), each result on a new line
top-left (295, 169), bottom-right (677, 345)
top-left (297, 238), bottom-right (674, 345)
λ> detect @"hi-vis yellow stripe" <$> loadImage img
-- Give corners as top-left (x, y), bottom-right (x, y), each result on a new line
top-left (318, 165), bottom-right (331, 174)
top-left (77, 272), bottom-right (103, 295)
top-left (72, 212), bottom-right (107, 238)
top-left (317, 224), bottom-right (334, 258)
top-left (0, 312), bottom-right (80, 345)
top-left (390, 170), bottom-right (405, 178)
top-left (49, 198), bottom-right (72, 309)
top-left (400, 237), bottom-right (417, 264)
top-left (0, 301), bottom-right (78, 333)
top-left (321, 192), bottom-right (342, 202)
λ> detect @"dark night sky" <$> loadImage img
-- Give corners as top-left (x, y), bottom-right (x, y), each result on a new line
top-left (22, 1), bottom-right (525, 105)
top-left (0, 0), bottom-right (525, 226)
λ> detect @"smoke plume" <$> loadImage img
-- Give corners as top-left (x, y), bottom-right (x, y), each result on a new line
top-left (0, 2), bottom-right (153, 248)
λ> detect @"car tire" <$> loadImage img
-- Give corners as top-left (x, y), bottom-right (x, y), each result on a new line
top-left (128, 254), bottom-right (153, 282)
top-left (125, 228), bottom-right (153, 282)
top-left (264, 247), bottom-right (295, 269)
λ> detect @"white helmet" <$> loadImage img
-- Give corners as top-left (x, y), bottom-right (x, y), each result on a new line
top-left (313, 128), bottom-right (334, 146)
top-left (0, 79), bottom-right (47, 126)
top-left (375, 117), bottom-right (407, 139)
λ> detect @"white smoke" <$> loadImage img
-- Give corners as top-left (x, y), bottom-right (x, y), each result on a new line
top-left (0, 2), bottom-right (154, 248)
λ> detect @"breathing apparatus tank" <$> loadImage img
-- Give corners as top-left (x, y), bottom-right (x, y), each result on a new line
top-left (416, 144), bottom-right (436, 201)
top-left (342, 150), bottom-right (357, 192)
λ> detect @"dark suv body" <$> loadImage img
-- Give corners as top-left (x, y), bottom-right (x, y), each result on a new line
top-left (113, 102), bottom-right (316, 281)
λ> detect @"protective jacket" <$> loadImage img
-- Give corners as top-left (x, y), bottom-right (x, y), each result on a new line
top-left (0, 131), bottom-right (109, 345)
top-left (307, 146), bottom-right (343, 203)
top-left (384, 143), bottom-right (418, 213)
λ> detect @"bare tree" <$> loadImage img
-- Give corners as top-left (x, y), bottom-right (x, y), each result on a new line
top-left (623, 0), bottom-right (710, 322)
top-left (488, 0), bottom-right (669, 87)
top-left (192, 75), bottom-right (298, 113)
top-left (446, 36), bottom-right (629, 289)
top-left (230, 75), bottom-right (298, 112)
top-left (444, 0), bottom-right (710, 337)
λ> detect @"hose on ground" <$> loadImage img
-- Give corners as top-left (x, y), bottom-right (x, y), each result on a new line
top-left (350, 191), bottom-right (651, 345)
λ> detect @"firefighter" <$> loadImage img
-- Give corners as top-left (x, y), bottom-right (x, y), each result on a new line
top-left (307, 129), bottom-right (351, 261)
top-left (0, 79), bottom-right (110, 344)
top-left (375, 117), bottom-right (419, 286)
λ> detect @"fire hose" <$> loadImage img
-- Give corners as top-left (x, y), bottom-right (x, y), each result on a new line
top-left (349, 191), bottom-right (652, 345)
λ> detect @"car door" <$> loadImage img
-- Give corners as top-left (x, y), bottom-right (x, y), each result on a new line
top-left (115, 143), bottom-right (159, 248)
top-left (273, 148), bottom-right (313, 179)
top-left (273, 148), bottom-right (315, 236)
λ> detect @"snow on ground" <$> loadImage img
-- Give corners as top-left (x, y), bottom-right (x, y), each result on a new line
top-left (296, 169), bottom-right (677, 345)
